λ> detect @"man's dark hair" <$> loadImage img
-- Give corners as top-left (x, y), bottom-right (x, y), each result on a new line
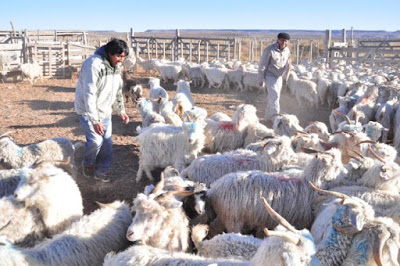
top-left (105, 38), bottom-right (129, 56)
top-left (277, 33), bottom-right (291, 40)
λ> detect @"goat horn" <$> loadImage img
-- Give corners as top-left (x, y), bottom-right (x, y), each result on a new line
top-left (368, 144), bottom-right (385, 163)
top-left (261, 197), bottom-right (297, 233)
top-left (348, 154), bottom-right (363, 162)
top-left (347, 149), bottom-right (365, 159)
top-left (356, 139), bottom-right (376, 146)
top-left (296, 130), bottom-right (308, 135)
top-left (183, 111), bottom-right (192, 122)
top-left (373, 227), bottom-right (391, 266)
top-left (95, 201), bottom-right (107, 208)
top-left (0, 131), bottom-right (16, 140)
top-left (309, 181), bottom-right (350, 200)
top-left (301, 147), bottom-right (320, 154)
top-left (263, 228), bottom-right (300, 245)
top-left (254, 131), bottom-right (275, 140)
top-left (269, 113), bottom-right (282, 119)
top-left (152, 173), bottom-right (165, 194)
top-left (332, 109), bottom-right (351, 124)
top-left (32, 157), bottom-right (71, 168)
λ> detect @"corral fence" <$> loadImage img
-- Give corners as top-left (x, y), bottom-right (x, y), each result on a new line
top-left (325, 29), bottom-right (400, 66)
top-left (130, 28), bottom-right (323, 65)
top-left (0, 29), bottom-right (94, 79)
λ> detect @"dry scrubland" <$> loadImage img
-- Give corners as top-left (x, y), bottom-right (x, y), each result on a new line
top-left (0, 73), bottom-right (331, 213)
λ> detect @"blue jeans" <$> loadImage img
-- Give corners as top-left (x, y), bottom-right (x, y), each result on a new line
top-left (79, 115), bottom-right (113, 175)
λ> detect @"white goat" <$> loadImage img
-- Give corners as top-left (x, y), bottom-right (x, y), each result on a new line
top-left (135, 98), bottom-right (165, 131)
top-left (14, 161), bottom-right (83, 235)
top-left (0, 195), bottom-right (46, 247)
top-left (126, 177), bottom-right (190, 252)
top-left (202, 148), bottom-right (346, 238)
top-left (0, 132), bottom-right (76, 175)
top-left (201, 65), bottom-right (228, 89)
top-left (287, 71), bottom-right (318, 106)
top-left (155, 61), bottom-right (183, 83)
top-left (149, 77), bottom-right (168, 113)
top-left (182, 136), bottom-right (297, 186)
top-left (133, 121), bottom-right (206, 182)
top-left (204, 104), bottom-right (259, 153)
top-left (20, 61), bottom-right (42, 84)
top-left (0, 201), bottom-right (132, 266)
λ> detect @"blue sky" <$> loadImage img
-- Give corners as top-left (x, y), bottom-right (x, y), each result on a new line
top-left (2, 0), bottom-right (398, 32)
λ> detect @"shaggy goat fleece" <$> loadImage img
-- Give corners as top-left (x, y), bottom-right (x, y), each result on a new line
top-left (0, 201), bottom-right (132, 266)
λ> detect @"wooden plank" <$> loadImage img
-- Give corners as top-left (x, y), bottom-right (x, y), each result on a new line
top-left (0, 43), bottom-right (23, 50)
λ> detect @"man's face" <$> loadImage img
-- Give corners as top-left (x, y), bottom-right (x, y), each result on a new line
top-left (108, 52), bottom-right (126, 67)
top-left (277, 38), bottom-right (289, 50)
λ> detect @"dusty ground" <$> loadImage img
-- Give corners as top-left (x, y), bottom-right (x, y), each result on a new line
top-left (0, 76), bottom-right (332, 214)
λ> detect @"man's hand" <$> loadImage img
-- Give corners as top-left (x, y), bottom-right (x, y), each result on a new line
top-left (120, 113), bottom-right (129, 124)
top-left (94, 122), bottom-right (106, 136)
top-left (258, 82), bottom-right (264, 87)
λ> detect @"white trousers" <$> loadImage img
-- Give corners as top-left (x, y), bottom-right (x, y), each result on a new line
top-left (264, 74), bottom-right (283, 122)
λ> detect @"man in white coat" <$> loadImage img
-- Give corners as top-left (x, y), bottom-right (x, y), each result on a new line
top-left (75, 38), bottom-right (129, 182)
top-left (258, 33), bottom-right (291, 126)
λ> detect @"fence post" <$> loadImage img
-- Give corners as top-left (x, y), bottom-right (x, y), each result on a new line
top-left (238, 41), bottom-right (241, 61)
top-left (228, 42), bottom-right (231, 61)
top-left (342, 29), bottom-right (346, 43)
top-left (259, 41), bottom-right (263, 62)
top-left (217, 43), bottom-right (220, 60)
top-left (324, 29), bottom-right (331, 63)
top-left (248, 40), bottom-right (252, 62)
top-left (189, 41), bottom-right (192, 63)
top-left (155, 40), bottom-right (158, 59)
top-left (309, 40), bottom-right (313, 63)
top-left (146, 39), bottom-right (150, 59)
top-left (135, 41), bottom-right (139, 72)
top-left (233, 38), bottom-right (237, 59)
top-left (67, 41), bottom-right (71, 66)
top-left (130, 28), bottom-right (134, 48)
top-left (172, 41), bottom-right (175, 61)
top-left (61, 44), bottom-right (65, 78)
top-left (296, 40), bottom-right (300, 65)
top-left (174, 29), bottom-right (180, 61)
top-left (163, 42), bottom-right (166, 60)
top-left (206, 41), bottom-right (209, 62)
top-left (22, 30), bottom-right (27, 63)
top-left (197, 40), bottom-right (201, 64)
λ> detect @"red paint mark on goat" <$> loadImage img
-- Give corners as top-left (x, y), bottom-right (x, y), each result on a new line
top-left (219, 122), bottom-right (235, 130)
top-left (360, 94), bottom-right (371, 104)
top-left (276, 175), bottom-right (301, 182)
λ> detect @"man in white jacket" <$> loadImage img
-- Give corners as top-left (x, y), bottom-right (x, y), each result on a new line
top-left (258, 33), bottom-right (291, 126)
top-left (75, 38), bottom-right (129, 182)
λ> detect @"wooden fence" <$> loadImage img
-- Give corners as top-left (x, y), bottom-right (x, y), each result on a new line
top-left (130, 28), bottom-right (323, 65)
top-left (0, 30), bottom-right (95, 78)
top-left (325, 29), bottom-right (400, 65)
top-left (131, 29), bottom-right (236, 63)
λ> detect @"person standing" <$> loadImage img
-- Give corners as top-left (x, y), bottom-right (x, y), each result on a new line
top-left (258, 33), bottom-right (291, 125)
top-left (75, 38), bottom-right (130, 182)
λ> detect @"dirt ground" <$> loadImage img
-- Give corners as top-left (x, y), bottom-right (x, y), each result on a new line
top-left (0, 76), bottom-right (332, 214)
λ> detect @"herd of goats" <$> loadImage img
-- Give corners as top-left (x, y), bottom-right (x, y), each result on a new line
top-left (0, 53), bottom-right (400, 265)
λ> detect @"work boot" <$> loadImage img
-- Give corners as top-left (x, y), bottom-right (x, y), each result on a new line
top-left (82, 162), bottom-right (95, 178)
top-left (95, 172), bottom-right (111, 183)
